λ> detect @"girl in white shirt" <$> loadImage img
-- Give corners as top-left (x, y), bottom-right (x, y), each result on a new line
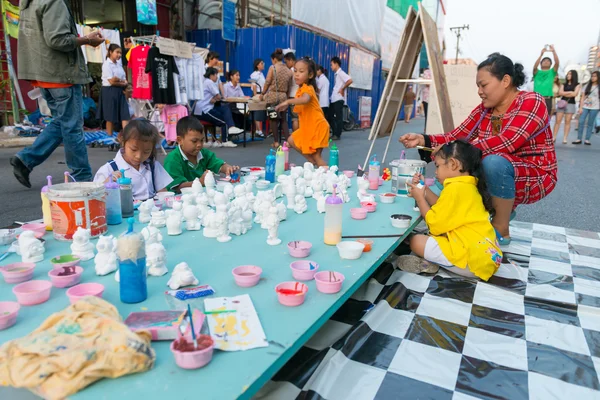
top-left (250, 58), bottom-right (266, 137)
top-left (224, 69), bottom-right (249, 130)
top-left (97, 44), bottom-right (130, 137)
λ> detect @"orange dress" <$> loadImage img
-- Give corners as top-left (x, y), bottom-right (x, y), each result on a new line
top-left (292, 84), bottom-right (330, 154)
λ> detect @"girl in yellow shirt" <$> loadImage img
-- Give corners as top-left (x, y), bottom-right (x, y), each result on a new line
top-left (400, 140), bottom-right (502, 281)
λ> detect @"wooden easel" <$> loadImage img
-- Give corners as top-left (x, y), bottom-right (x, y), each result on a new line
top-left (364, 4), bottom-right (454, 165)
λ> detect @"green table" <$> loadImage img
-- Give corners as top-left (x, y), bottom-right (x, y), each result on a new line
top-left (0, 182), bottom-right (421, 400)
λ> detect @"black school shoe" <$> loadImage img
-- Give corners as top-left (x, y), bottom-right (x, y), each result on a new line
top-left (10, 156), bottom-right (31, 188)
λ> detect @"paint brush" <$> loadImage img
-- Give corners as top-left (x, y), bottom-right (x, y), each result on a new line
top-left (342, 234), bottom-right (407, 239)
top-left (186, 304), bottom-right (197, 349)
top-left (204, 309), bottom-right (237, 315)
top-left (416, 145), bottom-right (435, 152)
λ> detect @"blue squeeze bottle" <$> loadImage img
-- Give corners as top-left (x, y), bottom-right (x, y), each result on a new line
top-left (105, 181), bottom-right (123, 225)
top-left (265, 149), bottom-right (276, 183)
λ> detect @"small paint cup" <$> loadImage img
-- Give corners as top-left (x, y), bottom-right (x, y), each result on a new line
top-left (0, 262), bottom-right (35, 284)
top-left (356, 239), bottom-right (373, 252)
top-left (379, 193), bottom-right (397, 204)
top-left (343, 170), bottom-right (355, 178)
top-left (336, 241), bottom-right (365, 260)
top-left (390, 214), bottom-right (412, 229)
top-left (21, 223), bottom-right (46, 235)
top-left (66, 283), bottom-right (104, 304)
top-left (287, 241), bottom-right (312, 258)
top-left (156, 191), bottom-right (175, 202)
top-left (0, 301), bottom-right (20, 330)
top-left (0, 229), bottom-right (16, 245)
top-left (290, 260), bottom-right (319, 281)
top-left (314, 271), bottom-right (345, 294)
top-left (256, 180), bottom-right (270, 190)
top-left (275, 282), bottom-right (308, 307)
top-left (170, 335), bottom-right (214, 369)
top-left (48, 266), bottom-right (83, 288)
top-left (12, 280), bottom-right (52, 306)
top-left (50, 254), bottom-right (81, 269)
top-left (350, 208), bottom-right (368, 220)
top-left (360, 201), bottom-right (377, 213)
top-left (232, 265), bottom-right (262, 287)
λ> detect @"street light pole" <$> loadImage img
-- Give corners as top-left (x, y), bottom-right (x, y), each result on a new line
top-left (449, 25), bottom-right (469, 64)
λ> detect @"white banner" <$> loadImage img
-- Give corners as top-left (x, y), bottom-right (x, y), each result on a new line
top-left (379, 7), bottom-right (405, 70)
top-left (349, 48), bottom-right (375, 90)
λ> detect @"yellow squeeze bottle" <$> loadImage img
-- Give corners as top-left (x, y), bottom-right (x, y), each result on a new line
top-left (41, 175), bottom-right (53, 231)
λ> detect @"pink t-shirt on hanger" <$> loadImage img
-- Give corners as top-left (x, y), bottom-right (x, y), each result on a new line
top-left (161, 104), bottom-right (188, 141)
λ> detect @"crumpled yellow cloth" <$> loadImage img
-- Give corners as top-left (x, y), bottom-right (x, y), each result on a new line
top-left (0, 296), bottom-right (155, 400)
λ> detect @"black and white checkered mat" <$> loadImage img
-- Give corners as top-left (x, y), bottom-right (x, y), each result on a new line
top-left (255, 221), bottom-right (600, 399)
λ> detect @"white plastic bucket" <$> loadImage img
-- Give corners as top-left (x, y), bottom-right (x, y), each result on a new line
top-left (389, 159), bottom-right (426, 196)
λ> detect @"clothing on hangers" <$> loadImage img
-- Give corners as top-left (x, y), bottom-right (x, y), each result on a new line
top-left (128, 45), bottom-right (152, 100)
top-left (174, 57), bottom-right (188, 105)
top-left (145, 46), bottom-right (179, 105)
top-left (186, 52), bottom-right (205, 101)
top-left (161, 104), bottom-right (188, 141)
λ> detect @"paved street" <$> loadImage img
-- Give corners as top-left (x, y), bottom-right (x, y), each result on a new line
top-left (0, 117), bottom-right (598, 231)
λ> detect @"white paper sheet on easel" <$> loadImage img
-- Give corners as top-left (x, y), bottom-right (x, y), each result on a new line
top-left (204, 294), bottom-right (268, 351)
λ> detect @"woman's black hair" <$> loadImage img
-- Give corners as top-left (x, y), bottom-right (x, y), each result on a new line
top-left (284, 52), bottom-right (296, 62)
top-left (296, 57), bottom-right (319, 94)
top-left (566, 70), bottom-right (579, 86)
top-left (271, 48), bottom-right (284, 61)
top-left (317, 65), bottom-right (328, 77)
top-left (253, 58), bottom-right (264, 71)
top-left (119, 119), bottom-right (160, 163)
top-left (477, 53), bottom-right (526, 88)
top-left (204, 67), bottom-right (218, 79)
top-left (206, 51), bottom-right (220, 64)
top-left (106, 43), bottom-right (121, 59)
top-left (584, 71), bottom-right (600, 101)
top-left (226, 69), bottom-right (239, 81)
top-left (435, 140), bottom-right (494, 213)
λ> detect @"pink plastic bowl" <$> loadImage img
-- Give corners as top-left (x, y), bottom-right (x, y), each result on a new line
top-left (276, 282), bottom-right (308, 307)
top-left (21, 223), bottom-right (46, 235)
top-left (343, 170), bottom-right (355, 178)
top-left (360, 201), bottom-right (377, 213)
top-left (287, 241), bottom-right (312, 258)
top-left (290, 260), bottom-right (319, 281)
top-left (232, 265), bottom-right (262, 287)
top-left (48, 266), bottom-right (83, 288)
top-left (0, 301), bottom-right (20, 330)
top-left (66, 283), bottom-right (104, 304)
top-left (314, 271), bottom-right (345, 294)
top-left (170, 336), bottom-right (214, 369)
top-left (50, 254), bottom-right (81, 269)
top-left (0, 262), bottom-right (35, 284)
top-left (12, 280), bottom-right (52, 306)
top-left (350, 208), bottom-right (368, 220)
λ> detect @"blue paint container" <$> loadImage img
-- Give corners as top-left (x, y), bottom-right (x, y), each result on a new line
top-left (118, 218), bottom-right (147, 303)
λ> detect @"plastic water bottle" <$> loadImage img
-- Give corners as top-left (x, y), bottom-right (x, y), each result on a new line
top-left (329, 141), bottom-right (339, 170)
top-left (265, 149), bottom-right (276, 183)
top-left (368, 155), bottom-right (380, 190)
top-left (41, 175), bottom-right (53, 231)
top-left (275, 146), bottom-right (285, 178)
top-left (118, 218), bottom-right (147, 303)
top-left (282, 141), bottom-right (290, 171)
top-left (105, 181), bottom-right (122, 225)
top-left (324, 185), bottom-right (343, 245)
top-left (118, 169), bottom-right (134, 218)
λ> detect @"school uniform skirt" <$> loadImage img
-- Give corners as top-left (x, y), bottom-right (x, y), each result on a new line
top-left (97, 86), bottom-right (130, 123)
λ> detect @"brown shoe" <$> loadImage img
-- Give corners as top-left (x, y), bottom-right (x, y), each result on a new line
top-left (395, 255), bottom-right (439, 274)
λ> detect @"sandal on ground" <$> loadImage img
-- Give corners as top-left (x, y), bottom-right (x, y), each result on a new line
top-left (562, 140), bottom-right (567, 144)
top-left (572, 140), bottom-right (582, 144)
top-left (585, 141), bottom-right (591, 145)
top-left (395, 255), bottom-right (440, 274)
top-left (494, 227), bottom-right (512, 246)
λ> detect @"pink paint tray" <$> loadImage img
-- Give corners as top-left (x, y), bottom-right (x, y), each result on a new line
top-left (124, 309), bottom-right (205, 341)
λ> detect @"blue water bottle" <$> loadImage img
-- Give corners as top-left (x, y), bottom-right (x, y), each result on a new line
top-left (105, 181), bottom-right (122, 225)
top-left (265, 149), bottom-right (276, 183)
top-left (118, 218), bottom-right (147, 304)
top-left (329, 141), bottom-right (339, 170)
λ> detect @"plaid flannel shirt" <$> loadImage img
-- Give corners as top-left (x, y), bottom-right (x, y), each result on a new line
top-left (426, 91), bottom-right (557, 205)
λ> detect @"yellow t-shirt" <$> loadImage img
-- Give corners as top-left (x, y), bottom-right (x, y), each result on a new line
top-left (425, 175), bottom-right (502, 280)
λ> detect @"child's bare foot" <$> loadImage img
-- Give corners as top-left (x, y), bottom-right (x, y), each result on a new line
top-left (395, 255), bottom-right (439, 274)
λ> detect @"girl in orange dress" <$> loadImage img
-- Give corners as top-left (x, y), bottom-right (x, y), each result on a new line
top-left (275, 58), bottom-right (330, 166)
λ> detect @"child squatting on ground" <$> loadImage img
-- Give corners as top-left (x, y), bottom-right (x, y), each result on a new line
top-left (94, 119), bottom-right (173, 201)
top-left (398, 140), bottom-right (503, 281)
top-left (163, 116), bottom-right (239, 192)
top-left (275, 57), bottom-right (330, 167)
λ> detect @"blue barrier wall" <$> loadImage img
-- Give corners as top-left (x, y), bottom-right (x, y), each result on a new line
top-left (187, 26), bottom-right (385, 122)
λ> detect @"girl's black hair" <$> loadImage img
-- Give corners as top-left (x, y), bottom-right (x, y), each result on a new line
top-left (477, 53), bottom-right (526, 88)
top-left (119, 119), bottom-right (161, 163)
top-left (317, 65), bottom-right (328, 77)
top-left (106, 43), bottom-right (121, 59)
top-left (204, 67), bottom-right (218, 79)
top-left (436, 140), bottom-right (494, 213)
top-left (271, 48), bottom-right (284, 61)
top-left (206, 50), bottom-right (220, 63)
top-left (296, 57), bottom-right (319, 94)
top-left (253, 58), bottom-right (264, 71)
top-left (284, 52), bottom-right (296, 62)
top-left (566, 70), bottom-right (579, 86)
top-left (226, 69), bottom-right (239, 81)
top-left (584, 71), bottom-right (600, 101)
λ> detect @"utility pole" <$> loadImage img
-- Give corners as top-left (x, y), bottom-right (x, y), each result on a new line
top-left (449, 25), bottom-right (469, 64)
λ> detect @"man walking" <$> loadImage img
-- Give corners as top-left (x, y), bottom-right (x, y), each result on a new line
top-left (329, 56), bottom-right (352, 141)
top-left (10, 0), bottom-right (104, 187)
top-left (533, 45), bottom-right (559, 116)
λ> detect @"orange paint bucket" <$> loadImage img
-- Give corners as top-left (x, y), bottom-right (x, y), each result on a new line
top-left (46, 183), bottom-right (107, 241)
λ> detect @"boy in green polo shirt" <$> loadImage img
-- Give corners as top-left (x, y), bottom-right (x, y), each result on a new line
top-left (164, 116), bottom-right (239, 192)
top-left (533, 45), bottom-right (559, 115)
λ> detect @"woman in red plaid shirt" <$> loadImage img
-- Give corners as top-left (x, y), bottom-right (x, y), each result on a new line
top-left (400, 53), bottom-right (557, 245)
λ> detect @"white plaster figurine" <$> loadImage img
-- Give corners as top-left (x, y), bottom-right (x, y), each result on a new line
top-left (167, 262), bottom-right (199, 289)
top-left (70, 227), bottom-right (95, 261)
top-left (141, 226), bottom-right (163, 245)
top-left (265, 206), bottom-right (282, 246)
top-left (94, 235), bottom-right (118, 275)
top-left (315, 191), bottom-right (327, 213)
top-left (149, 210), bottom-right (167, 228)
top-left (18, 230), bottom-right (45, 263)
top-left (166, 210), bottom-right (183, 235)
top-left (227, 203), bottom-right (245, 236)
top-left (294, 194), bottom-right (308, 214)
top-left (191, 178), bottom-right (204, 195)
top-left (215, 193), bottom-right (231, 242)
top-left (276, 201), bottom-right (287, 221)
top-left (260, 191), bottom-right (275, 229)
top-left (285, 184), bottom-right (297, 210)
top-left (357, 176), bottom-right (375, 202)
top-left (183, 203), bottom-right (201, 231)
top-left (204, 170), bottom-right (216, 189)
top-left (203, 210), bottom-right (219, 238)
top-left (138, 199), bottom-right (155, 223)
top-left (147, 242), bottom-right (168, 276)
top-left (196, 193), bottom-right (212, 223)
